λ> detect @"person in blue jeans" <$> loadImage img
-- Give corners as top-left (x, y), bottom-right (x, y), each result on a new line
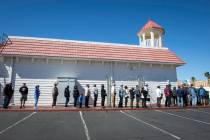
top-left (73, 85), bottom-right (80, 107)
top-left (118, 85), bottom-right (124, 108)
top-left (198, 85), bottom-right (206, 106)
top-left (188, 84), bottom-right (197, 107)
top-left (176, 85), bottom-right (183, 107)
top-left (79, 90), bottom-right (83, 108)
top-left (34, 85), bottom-right (40, 110)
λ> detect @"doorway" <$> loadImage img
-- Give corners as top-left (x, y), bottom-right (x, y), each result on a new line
top-left (57, 77), bottom-right (76, 104)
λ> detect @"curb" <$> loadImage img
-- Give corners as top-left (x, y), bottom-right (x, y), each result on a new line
top-left (0, 106), bottom-right (210, 112)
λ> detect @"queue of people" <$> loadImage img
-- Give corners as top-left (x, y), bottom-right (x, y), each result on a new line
top-left (1, 82), bottom-right (209, 110)
top-left (156, 84), bottom-right (209, 108)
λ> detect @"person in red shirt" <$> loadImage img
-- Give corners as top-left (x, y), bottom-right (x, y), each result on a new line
top-left (164, 85), bottom-right (171, 107)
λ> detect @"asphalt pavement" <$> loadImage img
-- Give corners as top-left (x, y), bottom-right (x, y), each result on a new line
top-left (0, 108), bottom-right (210, 140)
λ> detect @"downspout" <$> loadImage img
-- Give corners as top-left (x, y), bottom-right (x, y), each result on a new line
top-left (10, 57), bottom-right (16, 104)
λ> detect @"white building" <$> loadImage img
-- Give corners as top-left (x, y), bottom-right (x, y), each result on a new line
top-left (0, 20), bottom-right (185, 106)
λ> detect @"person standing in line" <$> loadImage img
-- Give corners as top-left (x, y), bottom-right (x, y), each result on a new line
top-left (172, 87), bottom-right (177, 106)
top-left (156, 86), bottom-right (162, 107)
top-left (101, 84), bottom-right (107, 108)
top-left (52, 83), bottom-right (59, 108)
top-left (73, 85), bottom-right (80, 107)
top-left (164, 85), bottom-right (171, 107)
top-left (34, 85), bottom-right (40, 110)
top-left (118, 85), bottom-right (124, 108)
top-left (182, 84), bottom-right (189, 107)
top-left (85, 84), bottom-right (91, 108)
top-left (79, 89), bottom-right (84, 108)
top-left (141, 87), bottom-right (148, 108)
top-left (93, 84), bottom-right (98, 107)
top-left (19, 83), bottom-right (28, 109)
top-left (111, 83), bottom-right (116, 107)
top-left (176, 85), bottom-right (183, 107)
top-left (124, 86), bottom-right (129, 107)
top-left (129, 87), bottom-right (135, 108)
top-left (134, 85), bottom-right (141, 108)
top-left (188, 84), bottom-right (197, 107)
top-left (64, 85), bottom-right (70, 107)
top-left (169, 84), bottom-right (173, 106)
top-left (3, 83), bottom-right (14, 109)
top-left (198, 85), bottom-right (206, 106)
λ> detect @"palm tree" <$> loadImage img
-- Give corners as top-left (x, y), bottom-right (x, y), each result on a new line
top-left (204, 72), bottom-right (210, 87)
top-left (191, 76), bottom-right (196, 85)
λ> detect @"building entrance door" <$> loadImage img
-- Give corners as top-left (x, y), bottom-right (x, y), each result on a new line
top-left (57, 77), bottom-right (76, 104)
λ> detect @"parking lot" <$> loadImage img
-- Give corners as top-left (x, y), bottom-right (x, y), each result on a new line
top-left (0, 108), bottom-right (210, 140)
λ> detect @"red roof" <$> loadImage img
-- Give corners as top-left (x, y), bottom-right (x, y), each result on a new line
top-left (0, 36), bottom-right (185, 65)
top-left (138, 20), bottom-right (164, 34)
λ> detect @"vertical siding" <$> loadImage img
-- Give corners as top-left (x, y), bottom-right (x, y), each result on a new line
top-left (1, 57), bottom-right (179, 106)
top-left (77, 80), bottom-right (108, 106)
top-left (1, 77), bottom-right (178, 106)
top-left (14, 78), bottom-right (56, 106)
top-left (146, 81), bottom-right (177, 104)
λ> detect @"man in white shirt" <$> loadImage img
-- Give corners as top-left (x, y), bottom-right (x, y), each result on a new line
top-left (111, 83), bottom-right (116, 107)
top-left (156, 86), bottom-right (162, 107)
top-left (93, 84), bottom-right (98, 107)
top-left (85, 84), bottom-right (90, 108)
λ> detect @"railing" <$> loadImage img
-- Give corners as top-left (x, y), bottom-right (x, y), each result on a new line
top-left (144, 39), bottom-right (160, 47)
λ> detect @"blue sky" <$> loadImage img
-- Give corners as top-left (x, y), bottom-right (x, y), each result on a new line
top-left (0, 0), bottom-right (209, 80)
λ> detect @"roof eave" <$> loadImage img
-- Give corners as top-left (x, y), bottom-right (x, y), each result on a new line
top-left (1, 54), bottom-right (186, 66)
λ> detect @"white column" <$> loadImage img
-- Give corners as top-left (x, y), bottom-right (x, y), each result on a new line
top-left (139, 36), bottom-right (142, 47)
top-left (159, 34), bottom-right (162, 47)
top-left (142, 33), bottom-right (146, 47)
top-left (150, 31), bottom-right (154, 47)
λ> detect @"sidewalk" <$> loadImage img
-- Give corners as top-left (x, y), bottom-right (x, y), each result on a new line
top-left (1, 105), bottom-right (210, 112)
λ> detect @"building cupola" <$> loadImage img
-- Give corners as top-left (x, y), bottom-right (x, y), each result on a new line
top-left (137, 20), bottom-right (165, 48)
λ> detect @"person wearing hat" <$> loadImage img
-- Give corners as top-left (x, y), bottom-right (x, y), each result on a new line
top-left (19, 83), bottom-right (28, 108)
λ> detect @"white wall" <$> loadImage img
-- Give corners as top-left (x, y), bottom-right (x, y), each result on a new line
top-left (113, 63), bottom-right (177, 81)
top-left (0, 57), bottom-right (178, 106)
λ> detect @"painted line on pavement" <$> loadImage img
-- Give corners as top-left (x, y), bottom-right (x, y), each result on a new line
top-left (156, 110), bottom-right (210, 125)
top-left (120, 111), bottom-right (181, 140)
top-left (0, 112), bottom-right (37, 135)
top-left (187, 109), bottom-right (210, 115)
top-left (79, 111), bottom-right (91, 140)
